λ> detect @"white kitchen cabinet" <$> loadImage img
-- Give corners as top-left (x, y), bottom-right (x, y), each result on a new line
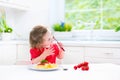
top-left (16, 45), bottom-right (85, 64)
top-left (0, 0), bottom-right (29, 11)
top-left (0, 44), bottom-right (16, 65)
top-left (16, 44), bottom-right (30, 62)
top-left (0, 41), bottom-right (120, 65)
top-left (85, 47), bottom-right (120, 64)
top-left (62, 46), bottom-right (84, 64)
top-left (15, 44), bottom-right (120, 64)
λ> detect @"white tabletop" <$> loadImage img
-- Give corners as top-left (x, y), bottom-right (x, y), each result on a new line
top-left (0, 63), bottom-right (120, 80)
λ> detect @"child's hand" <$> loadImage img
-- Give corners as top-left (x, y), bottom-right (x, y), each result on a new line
top-left (57, 42), bottom-right (64, 59)
top-left (58, 42), bottom-right (63, 47)
top-left (57, 42), bottom-right (65, 51)
top-left (43, 47), bottom-right (55, 57)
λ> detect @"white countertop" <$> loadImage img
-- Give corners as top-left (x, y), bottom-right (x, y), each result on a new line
top-left (0, 63), bottom-right (120, 80)
top-left (0, 40), bottom-right (120, 47)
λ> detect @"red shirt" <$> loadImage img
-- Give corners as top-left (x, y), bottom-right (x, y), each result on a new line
top-left (30, 43), bottom-right (59, 63)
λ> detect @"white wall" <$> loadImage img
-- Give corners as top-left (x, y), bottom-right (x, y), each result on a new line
top-left (4, 0), bottom-right (64, 40)
top-left (48, 0), bottom-right (65, 26)
top-left (5, 0), bottom-right (50, 40)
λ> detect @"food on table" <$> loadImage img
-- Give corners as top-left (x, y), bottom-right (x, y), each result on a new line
top-left (73, 61), bottom-right (89, 71)
top-left (40, 59), bottom-right (48, 65)
top-left (74, 66), bottom-right (77, 70)
top-left (35, 63), bottom-right (58, 69)
top-left (81, 65), bottom-right (89, 70)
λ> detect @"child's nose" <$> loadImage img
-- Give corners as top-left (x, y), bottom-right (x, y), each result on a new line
top-left (51, 38), bottom-right (54, 42)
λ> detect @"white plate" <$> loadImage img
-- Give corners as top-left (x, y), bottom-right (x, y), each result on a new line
top-left (28, 64), bottom-right (59, 71)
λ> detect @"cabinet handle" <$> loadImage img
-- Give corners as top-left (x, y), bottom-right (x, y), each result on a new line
top-left (104, 53), bottom-right (113, 55)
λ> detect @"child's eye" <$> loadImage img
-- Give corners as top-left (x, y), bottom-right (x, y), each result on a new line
top-left (48, 36), bottom-right (53, 41)
top-left (48, 38), bottom-right (51, 41)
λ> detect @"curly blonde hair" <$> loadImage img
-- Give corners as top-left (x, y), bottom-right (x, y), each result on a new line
top-left (29, 25), bottom-right (48, 48)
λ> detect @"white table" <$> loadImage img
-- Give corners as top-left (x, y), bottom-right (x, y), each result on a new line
top-left (0, 63), bottom-right (120, 80)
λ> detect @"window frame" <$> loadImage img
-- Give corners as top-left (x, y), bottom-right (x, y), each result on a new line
top-left (49, 0), bottom-right (120, 41)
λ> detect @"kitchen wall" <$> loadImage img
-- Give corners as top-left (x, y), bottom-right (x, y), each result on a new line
top-left (13, 0), bottom-right (48, 40)
top-left (4, 0), bottom-right (64, 40)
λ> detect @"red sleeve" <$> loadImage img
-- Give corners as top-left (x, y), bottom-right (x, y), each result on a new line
top-left (30, 48), bottom-right (40, 60)
top-left (53, 43), bottom-right (59, 56)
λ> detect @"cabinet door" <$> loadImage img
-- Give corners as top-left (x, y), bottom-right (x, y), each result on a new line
top-left (111, 48), bottom-right (120, 59)
top-left (17, 44), bottom-right (30, 62)
top-left (111, 48), bottom-right (120, 64)
top-left (62, 46), bottom-right (84, 64)
top-left (85, 47), bottom-right (120, 64)
top-left (85, 47), bottom-right (113, 58)
top-left (0, 44), bottom-right (16, 65)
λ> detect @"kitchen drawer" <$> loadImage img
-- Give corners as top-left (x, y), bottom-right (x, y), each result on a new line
top-left (85, 47), bottom-right (114, 59)
top-left (85, 57), bottom-right (120, 64)
top-left (0, 44), bottom-right (16, 65)
top-left (62, 47), bottom-right (84, 64)
top-left (16, 44), bottom-right (30, 61)
top-left (111, 48), bottom-right (120, 59)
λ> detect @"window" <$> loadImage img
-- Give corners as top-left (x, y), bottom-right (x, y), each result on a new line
top-left (64, 0), bottom-right (120, 41)
top-left (65, 0), bottom-right (120, 30)
top-left (50, 0), bottom-right (120, 41)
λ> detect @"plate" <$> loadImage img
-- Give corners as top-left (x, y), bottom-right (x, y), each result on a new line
top-left (28, 64), bottom-right (59, 71)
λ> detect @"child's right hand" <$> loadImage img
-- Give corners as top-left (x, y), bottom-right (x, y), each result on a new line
top-left (57, 42), bottom-right (65, 52)
top-left (43, 47), bottom-right (55, 57)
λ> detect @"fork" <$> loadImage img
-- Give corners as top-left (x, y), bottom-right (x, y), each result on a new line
top-left (53, 36), bottom-right (65, 52)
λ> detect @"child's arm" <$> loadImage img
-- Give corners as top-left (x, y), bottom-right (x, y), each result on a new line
top-left (57, 42), bottom-right (65, 59)
top-left (57, 49), bottom-right (64, 59)
top-left (31, 53), bottom-right (47, 64)
top-left (31, 47), bottom-right (54, 64)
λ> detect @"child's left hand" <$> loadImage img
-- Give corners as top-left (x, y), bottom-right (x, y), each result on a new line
top-left (57, 42), bottom-right (63, 47)
top-left (57, 42), bottom-right (65, 51)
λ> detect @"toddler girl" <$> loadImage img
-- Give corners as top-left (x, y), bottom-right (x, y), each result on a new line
top-left (29, 25), bottom-right (64, 64)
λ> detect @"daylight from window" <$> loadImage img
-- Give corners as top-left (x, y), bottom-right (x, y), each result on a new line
top-left (65, 0), bottom-right (120, 41)
top-left (65, 0), bottom-right (120, 30)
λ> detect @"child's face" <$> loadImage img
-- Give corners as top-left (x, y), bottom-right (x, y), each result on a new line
top-left (41, 31), bottom-right (53, 48)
